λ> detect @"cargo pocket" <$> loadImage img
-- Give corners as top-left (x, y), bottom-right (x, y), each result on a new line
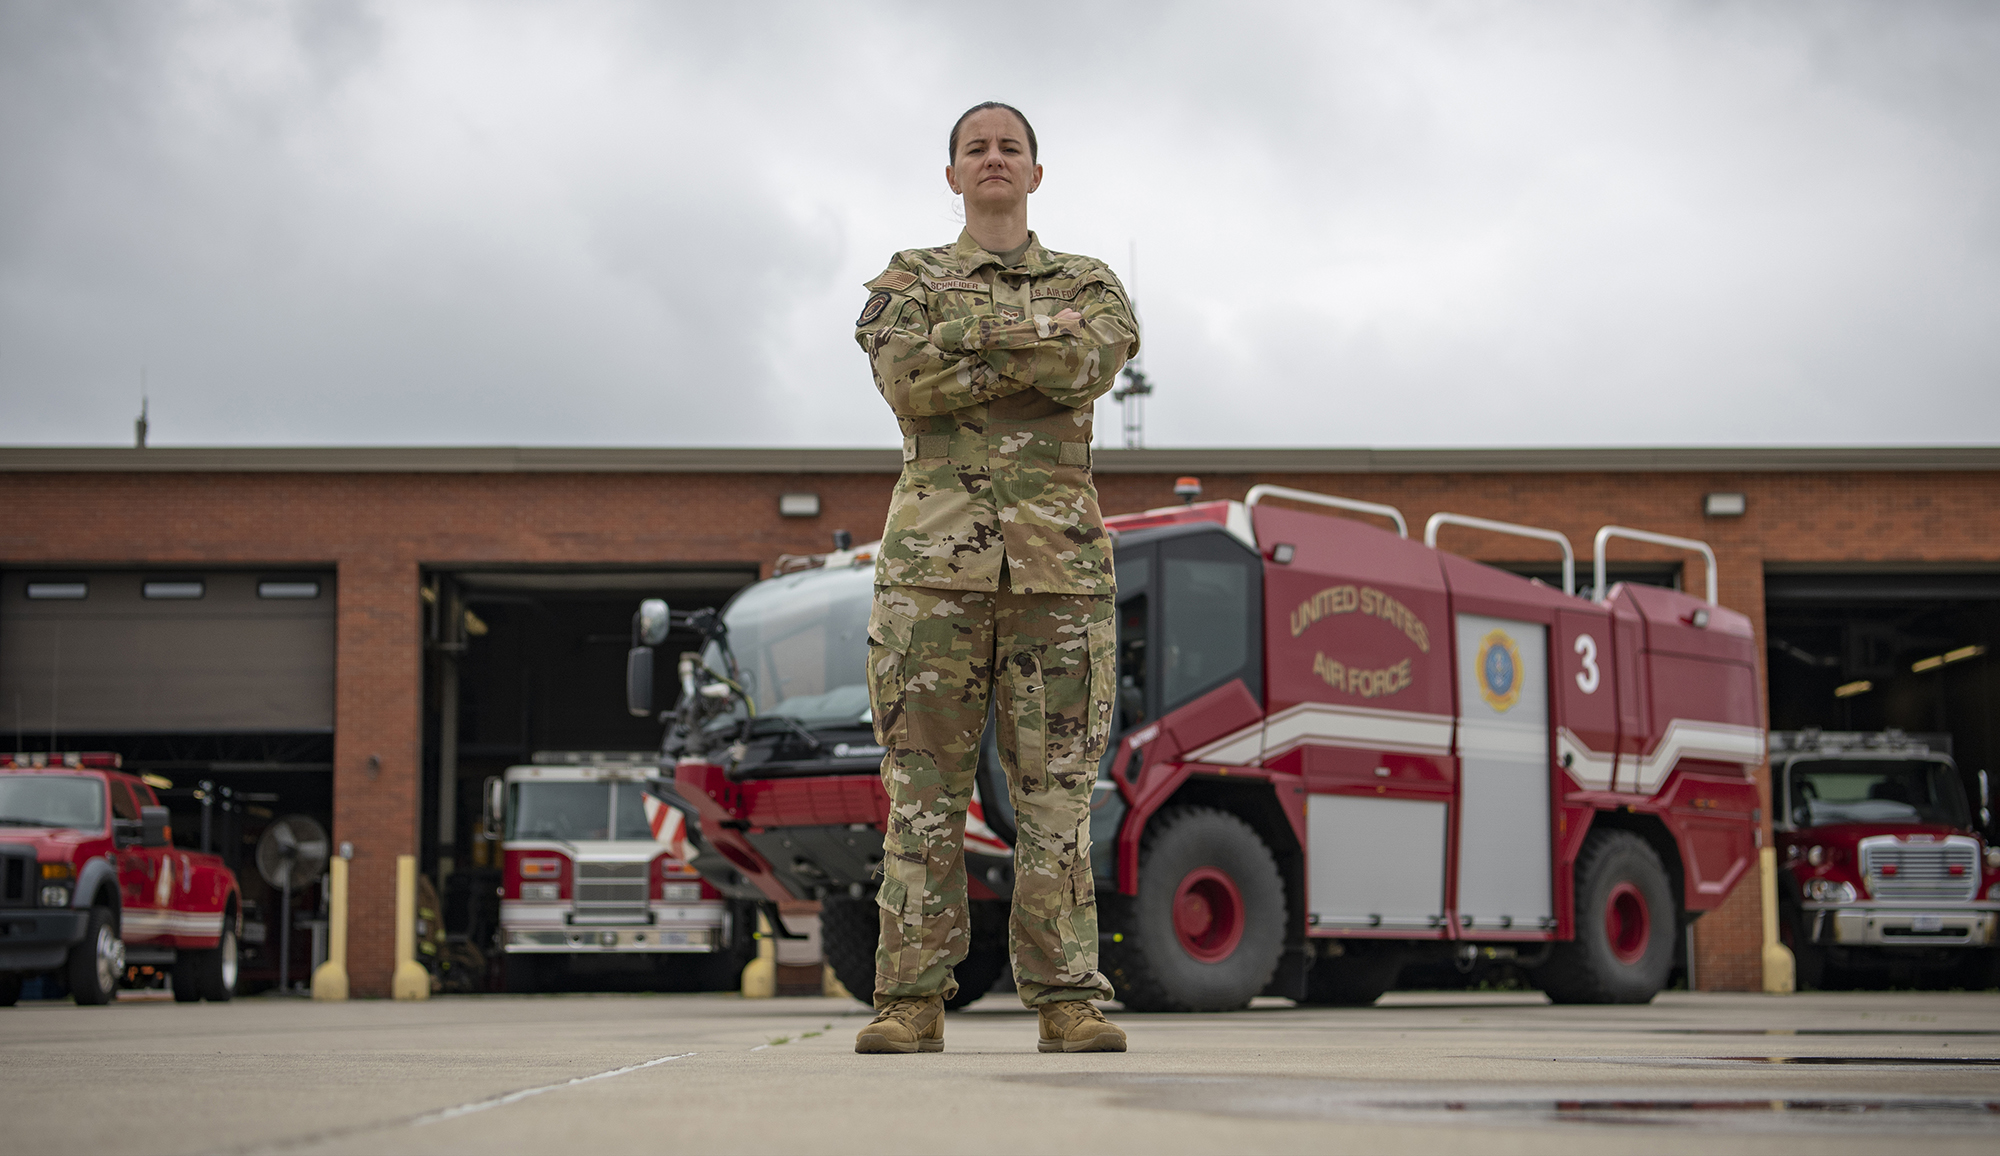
top-left (866, 596), bottom-right (916, 747)
top-left (875, 851), bottom-right (928, 927)
top-left (1085, 612), bottom-right (1118, 752)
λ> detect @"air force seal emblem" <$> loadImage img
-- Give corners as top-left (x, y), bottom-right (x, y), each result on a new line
top-left (1476, 628), bottom-right (1523, 713)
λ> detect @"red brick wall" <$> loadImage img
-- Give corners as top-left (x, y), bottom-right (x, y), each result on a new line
top-left (6, 465), bottom-right (1998, 994)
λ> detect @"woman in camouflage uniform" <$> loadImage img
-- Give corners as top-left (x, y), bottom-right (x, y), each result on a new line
top-left (851, 102), bottom-right (1140, 1054)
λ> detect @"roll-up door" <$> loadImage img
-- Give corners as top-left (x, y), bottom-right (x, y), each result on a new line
top-left (0, 570), bottom-right (335, 734)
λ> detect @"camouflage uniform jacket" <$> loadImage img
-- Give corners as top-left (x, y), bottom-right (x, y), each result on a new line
top-left (855, 229), bottom-right (1140, 595)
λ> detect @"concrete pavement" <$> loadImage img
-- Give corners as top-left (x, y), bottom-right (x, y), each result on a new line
top-left (2, 989), bottom-right (1997, 1154)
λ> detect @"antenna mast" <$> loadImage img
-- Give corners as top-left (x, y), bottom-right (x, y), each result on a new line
top-left (1109, 240), bottom-right (1153, 448)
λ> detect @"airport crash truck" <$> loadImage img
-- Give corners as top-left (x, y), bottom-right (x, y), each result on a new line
top-left (481, 754), bottom-right (756, 992)
top-left (625, 487), bottom-right (1767, 1009)
top-left (0, 754), bottom-right (242, 1006)
top-left (1772, 730), bottom-right (2000, 989)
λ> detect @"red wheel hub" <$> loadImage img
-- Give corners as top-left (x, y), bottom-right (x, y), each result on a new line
top-left (1172, 867), bottom-right (1245, 963)
top-left (1604, 881), bottom-right (1650, 965)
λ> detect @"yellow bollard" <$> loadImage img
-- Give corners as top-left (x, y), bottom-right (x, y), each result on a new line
top-left (739, 910), bottom-right (776, 998)
top-left (1759, 846), bottom-right (1796, 994)
top-left (310, 855), bottom-right (349, 1000)
top-left (392, 854), bottom-right (431, 1000)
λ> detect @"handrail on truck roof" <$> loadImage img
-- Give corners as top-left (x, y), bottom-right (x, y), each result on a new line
top-left (1593, 525), bottom-right (1718, 606)
top-left (1423, 513), bottom-right (1576, 597)
top-left (1244, 484), bottom-right (1409, 539)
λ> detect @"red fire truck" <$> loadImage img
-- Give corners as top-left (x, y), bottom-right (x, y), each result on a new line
top-left (1773, 730), bottom-right (1999, 989)
top-left (629, 487), bottom-right (1765, 1009)
top-left (482, 753), bottom-right (756, 992)
top-left (0, 754), bottom-right (242, 1006)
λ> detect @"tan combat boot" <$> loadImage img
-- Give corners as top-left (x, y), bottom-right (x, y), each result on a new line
top-left (1037, 1001), bottom-right (1127, 1053)
top-left (855, 994), bottom-right (945, 1054)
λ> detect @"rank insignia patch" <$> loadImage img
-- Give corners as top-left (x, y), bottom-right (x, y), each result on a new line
top-left (856, 291), bottom-right (891, 328)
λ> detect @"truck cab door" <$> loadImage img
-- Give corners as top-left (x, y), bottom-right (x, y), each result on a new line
top-left (110, 778), bottom-right (158, 941)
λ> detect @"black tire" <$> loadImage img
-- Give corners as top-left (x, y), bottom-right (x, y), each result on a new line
top-left (67, 905), bottom-right (123, 1006)
top-left (502, 953), bottom-right (542, 994)
top-left (1963, 950), bottom-right (2000, 993)
top-left (820, 894), bottom-right (1009, 1011)
top-left (170, 957), bottom-right (202, 1002)
top-left (1104, 806), bottom-right (1287, 1013)
top-left (664, 906), bottom-right (758, 992)
top-left (1778, 897), bottom-right (1826, 992)
top-left (818, 894), bottom-right (878, 1008)
top-left (1536, 830), bottom-right (1676, 1004)
top-left (1299, 944), bottom-right (1402, 1006)
top-left (0, 973), bottom-right (20, 1007)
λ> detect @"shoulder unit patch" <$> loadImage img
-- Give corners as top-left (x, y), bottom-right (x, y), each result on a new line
top-left (856, 291), bottom-right (892, 328)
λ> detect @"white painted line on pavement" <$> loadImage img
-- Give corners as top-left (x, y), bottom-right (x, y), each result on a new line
top-left (411, 1053), bottom-right (697, 1126)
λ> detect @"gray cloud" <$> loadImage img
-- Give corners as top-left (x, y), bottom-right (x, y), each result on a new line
top-left (2, 0), bottom-right (1996, 448)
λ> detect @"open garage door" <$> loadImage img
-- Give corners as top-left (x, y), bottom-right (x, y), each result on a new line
top-left (422, 565), bottom-right (760, 988)
top-left (1765, 570), bottom-right (1999, 814)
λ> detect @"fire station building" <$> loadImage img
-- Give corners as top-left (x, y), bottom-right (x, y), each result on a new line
top-left (3, 444), bottom-right (1997, 997)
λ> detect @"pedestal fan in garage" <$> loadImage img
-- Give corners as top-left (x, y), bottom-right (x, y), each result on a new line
top-left (255, 815), bottom-right (329, 994)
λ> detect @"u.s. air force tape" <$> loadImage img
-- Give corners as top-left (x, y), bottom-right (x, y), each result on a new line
top-left (856, 291), bottom-right (891, 327)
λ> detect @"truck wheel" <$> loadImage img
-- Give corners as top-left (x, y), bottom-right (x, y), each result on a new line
top-left (1104, 806), bottom-right (1286, 1013)
top-left (1536, 830), bottom-right (1675, 1004)
top-left (944, 900), bottom-right (1010, 1011)
top-left (67, 906), bottom-right (124, 1006)
top-left (0, 973), bottom-right (20, 1007)
top-left (1299, 944), bottom-right (1402, 1006)
top-left (199, 925), bottom-right (238, 1002)
top-left (670, 907), bottom-right (758, 992)
top-left (171, 956), bottom-right (202, 1002)
top-left (502, 953), bottom-right (541, 994)
top-left (818, 894), bottom-right (879, 1009)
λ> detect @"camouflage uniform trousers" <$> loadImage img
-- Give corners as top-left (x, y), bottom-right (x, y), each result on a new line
top-left (866, 573), bottom-right (1117, 1007)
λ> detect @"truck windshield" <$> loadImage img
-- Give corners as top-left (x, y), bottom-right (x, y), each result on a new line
top-left (718, 563), bottom-right (873, 728)
top-left (507, 781), bottom-right (654, 842)
top-left (1785, 759), bottom-right (1972, 829)
top-left (0, 776), bottom-right (105, 831)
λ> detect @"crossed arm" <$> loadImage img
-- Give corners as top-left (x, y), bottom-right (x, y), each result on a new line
top-left (858, 281), bottom-right (1140, 418)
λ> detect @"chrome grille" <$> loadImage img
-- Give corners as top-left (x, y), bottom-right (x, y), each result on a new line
top-left (575, 861), bottom-right (648, 907)
top-left (1860, 838), bottom-right (1978, 902)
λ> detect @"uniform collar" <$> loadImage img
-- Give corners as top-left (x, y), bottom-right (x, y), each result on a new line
top-left (950, 228), bottom-right (1060, 275)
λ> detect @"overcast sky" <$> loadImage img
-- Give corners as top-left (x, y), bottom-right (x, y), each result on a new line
top-left (3, 1), bottom-right (1996, 449)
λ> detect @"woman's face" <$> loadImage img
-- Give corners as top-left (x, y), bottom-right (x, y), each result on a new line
top-left (946, 108), bottom-right (1041, 214)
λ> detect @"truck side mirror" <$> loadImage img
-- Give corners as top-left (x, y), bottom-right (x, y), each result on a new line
top-left (627, 647), bottom-right (655, 717)
top-left (483, 777), bottom-right (504, 833)
top-left (637, 599), bottom-right (671, 646)
top-left (139, 805), bottom-right (171, 848)
top-left (1980, 769), bottom-right (1991, 830)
